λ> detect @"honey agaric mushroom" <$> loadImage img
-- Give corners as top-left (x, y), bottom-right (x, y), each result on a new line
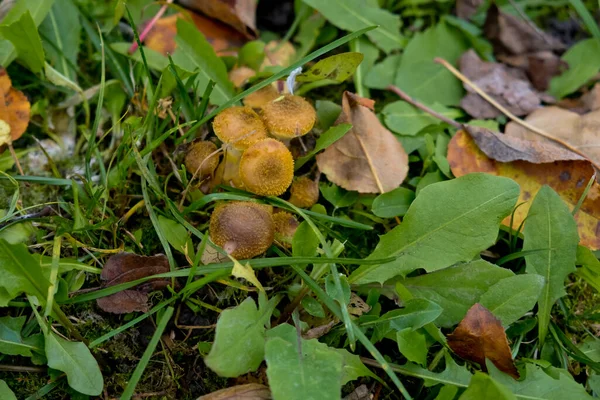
top-left (288, 176), bottom-right (319, 208)
top-left (239, 138), bottom-right (294, 196)
top-left (243, 85), bottom-right (279, 109)
top-left (212, 106), bottom-right (267, 151)
top-left (209, 201), bottom-right (274, 259)
top-left (273, 211), bottom-right (299, 248)
top-left (261, 95), bottom-right (316, 139)
top-left (184, 140), bottom-right (219, 177)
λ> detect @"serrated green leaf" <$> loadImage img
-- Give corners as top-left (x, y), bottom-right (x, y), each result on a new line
top-left (0, 380), bottom-right (17, 400)
top-left (549, 39), bottom-right (600, 99)
top-left (45, 331), bottom-right (103, 395)
top-left (349, 174), bottom-right (520, 284)
top-left (523, 186), bottom-right (579, 344)
top-left (204, 297), bottom-right (273, 377)
top-left (479, 274), bottom-right (545, 327)
top-left (297, 52), bottom-right (364, 83)
top-left (265, 324), bottom-right (344, 400)
top-left (0, 316), bottom-right (43, 357)
top-left (460, 372), bottom-right (516, 400)
top-left (383, 101), bottom-right (462, 136)
top-left (0, 10), bottom-right (45, 73)
top-left (302, 0), bottom-right (404, 53)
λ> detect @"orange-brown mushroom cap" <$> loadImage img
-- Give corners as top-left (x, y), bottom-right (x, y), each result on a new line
top-left (261, 95), bottom-right (316, 139)
top-left (273, 211), bottom-right (299, 248)
top-left (288, 176), bottom-right (319, 208)
top-left (212, 106), bottom-right (267, 150)
top-left (184, 140), bottom-right (219, 177)
top-left (239, 138), bottom-right (294, 196)
top-left (243, 84), bottom-right (280, 109)
top-left (209, 201), bottom-right (274, 259)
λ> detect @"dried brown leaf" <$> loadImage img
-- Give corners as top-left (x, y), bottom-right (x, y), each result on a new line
top-left (0, 68), bottom-right (30, 145)
top-left (500, 51), bottom-right (568, 92)
top-left (459, 50), bottom-right (542, 119)
top-left (484, 4), bottom-right (564, 56)
top-left (316, 92), bottom-right (408, 193)
top-left (582, 83), bottom-right (600, 112)
top-left (456, 0), bottom-right (484, 20)
top-left (96, 253), bottom-right (170, 314)
top-left (180, 0), bottom-right (258, 38)
top-left (448, 303), bottom-right (519, 379)
top-left (197, 383), bottom-right (271, 400)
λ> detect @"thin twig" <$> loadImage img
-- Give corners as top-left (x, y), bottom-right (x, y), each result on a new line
top-left (387, 85), bottom-right (461, 129)
top-left (434, 57), bottom-right (599, 170)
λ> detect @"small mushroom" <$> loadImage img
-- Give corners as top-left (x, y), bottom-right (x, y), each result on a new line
top-left (288, 176), bottom-right (319, 208)
top-left (239, 138), bottom-right (294, 196)
top-left (209, 201), bottom-right (275, 259)
top-left (261, 95), bottom-right (316, 140)
top-left (243, 85), bottom-right (280, 109)
top-left (273, 211), bottom-right (299, 248)
top-left (184, 140), bottom-right (219, 177)
top-left (212, 106), bottom-right (267, 151)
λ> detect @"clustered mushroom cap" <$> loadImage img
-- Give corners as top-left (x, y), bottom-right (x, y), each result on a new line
top-left (184, 140), bottom-right (219, 177)
top-left (273, 211), bottom-right (299, 248)
top-left (239, 138), bottom-right (294, 196)
top-left (209, 201), bottom-right (274, 259)
top-left (243, 85), bottom-right (280, 109)
top-left (212, 106), bottom-right (267, 150)
top-left (288, 176), bottom-right (319, 208)
top-left (261, 95), bottom-right (316, 139)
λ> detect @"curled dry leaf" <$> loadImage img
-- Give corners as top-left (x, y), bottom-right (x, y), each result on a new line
top-left (197, 383), bottom-right (271, 400)
top-left (483, 4), bottom-right (564, 57)
top-left (144, 13), bottom-right (246, 57)
top-left (459, 50), bottom-right (542, 119)
top-left (96, 253), bottom-right (170, 314)
top-left (316, 92), bottom-right (408, 193)
top-left (448, 130), bottom-right (600, 250)
top-left (179, 0), bottom-right (258, 39)
top-left (499, 51), bottom-right (568, 92)
top-left (447, 303), bottom-right (519, 379)
top-left (505, 106), bottom-right (600, 174)
top-left (0, 67), bottom-right (30, 146)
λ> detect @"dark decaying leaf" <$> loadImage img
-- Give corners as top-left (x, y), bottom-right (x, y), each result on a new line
top-left (448, 303), bottom-right (519, 379)
top-left (96, 253), bottom-right (170, 314)
top-left (197, 383), bottom-right (271, 400)
top-left (483, 4), bottom-right (564, 57)
top-left (499, 51), bottom-right (568, 92)
top-left (456, 0), bottom-right (484, 20)
top-left (459, 50), bottom-right (542, 119)
top-left (178, 0), bottom-right (258, 38)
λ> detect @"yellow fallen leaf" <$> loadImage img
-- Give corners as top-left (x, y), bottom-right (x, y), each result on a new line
top-left (230, 255), bottom-right (265, 293)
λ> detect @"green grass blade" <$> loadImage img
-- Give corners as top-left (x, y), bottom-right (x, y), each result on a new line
top-left (569, 0), bottom-right (600, 41)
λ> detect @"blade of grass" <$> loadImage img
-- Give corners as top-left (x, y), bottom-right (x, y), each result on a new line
top-left (126, 6), bottom-right (154, 97)
top-left (177, 26), bottom-right (377, 144)
top-left (572, 173), bottom-right (595, 216)
top-left (44, 235), bottom-right (62, 317)
top-left (121, 306), bottom-right (175, 400)
top-left (168, 54), bottom-right (195, 122)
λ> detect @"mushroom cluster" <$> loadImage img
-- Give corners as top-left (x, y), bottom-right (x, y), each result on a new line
top-left (182, 89), bottom-right (321, 259)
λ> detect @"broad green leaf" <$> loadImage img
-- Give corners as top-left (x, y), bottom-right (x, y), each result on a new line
top-left (367, 298), bottom-right (442, 342)
top-left (111, 42), bottom-right (170, 71)
top-left (157, 215), bottom-right (193, 257)
top-left (45, 331), bottom-right (103, 395)
top-left (579, 339), bottom-right (600, 362)
top-left (302, 0), bottom-right (404, 53)
top-left (372, 187), bottom-right (415, 218)
top-left (44, 63), bottom-right (83, 93)
top-left (479, 274), bottom-right (545, 327)
top-left (349, 174), bottom-right (520, 284)
top-left (351, 37), bottom-right (379, 98)
top-left (401, 260), bottom-right (513, 327)
top-left (297, 52), bottom-right (364, 83)
top-left (265, 324), bottom-right (344, 400)
top-left (295, 124), bottom-right (352, 170)
top-left (0, 380), bottom-right (17, 400)
top-left (39, 0), bottom-right (80, 79)
top-left (549, 39), bottom-right (600, 99)
top-left (383, 101), bottom-right (462, 136)
top-left (365, 54), bottom-right (401, 89)
top-left (173, 19), bottom-right (235, 105)
top-left (523, 186), bottom-right (578, 344)
top-left (460, 372), bottom-right (516, 400)
top-left (399, 353), bottom-right (472, 389)
top-left (436, 385), bottom-right (459, 400)
top-left (302, 296), bottom-right (325, 318)
top-left (488, 362), bottom-right (592, 400)
top-left (443, 15), bottom-right (494, 61)
top-left (238, 40), bottom-right (265, 71)
top-left (204, 297), bottom-right (273, 377)
top-left (0, 316), bottom-right (43, 357)
top-left (575, 245), bottom-right (600, 292)
top-left (396, 328), bottom-right (427, 366)
top-left (395, 21), bottom-right (468, 106)
top-left (292, 221), bottom-right (320, 261)
top-left (0, 10), bottom-right (45, 73)
top-left (333, 347), bottom-right (377, 385)
top-left (320, 183), bottom-right (358, 208)
top-left (294, 13), bottom-right (326, 60)
top-left (0, 239), bottom-right (51, 304)
top-left (0, 0), bottom-right (54, 67)
top-left (316, 100), bottom-right (342, 130)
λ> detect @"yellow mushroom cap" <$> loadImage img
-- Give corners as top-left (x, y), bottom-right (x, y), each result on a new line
top-left (243, 84), bottom-right (280, 109)
top-left (239, 138), bottom-right (294, 196)
top-left (273, 211), bottom-right (299, 248)
top-left (261, 95), bottom-right (316, 139)
top-left (212, 106), bottom-right (267, 150)
top-left (288, 176), bottom-right (319, 208)
top-left (209, 201), bottom-right (274, 259)
top-left (184, 140), bottom-right (219, 177)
